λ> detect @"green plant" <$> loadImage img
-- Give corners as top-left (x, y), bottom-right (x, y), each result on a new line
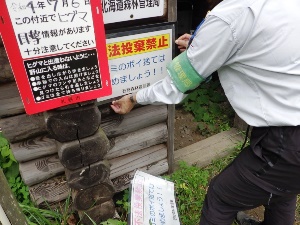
top-left (115, 189), bottom-right (130, 221)
top-left (20, 193), bottom-right (76, 225)
top-left (164, 161), bottom-right (210, 225)
top-left (0, 132), bottom-right (31, 205)
top-left (182, 77), bottom-right (234, 136)
top-left (100, 219), bottom-right (127, 225)
top-left (20, 203), bottom-right (63, 225)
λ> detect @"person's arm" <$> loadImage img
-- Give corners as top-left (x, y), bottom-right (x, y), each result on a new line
top-left (111, 15), bottom-right (238, 114)
top-left (110, 34), bottom-right (191, 114)
top-left (110, 75), bottom-right (186, 114)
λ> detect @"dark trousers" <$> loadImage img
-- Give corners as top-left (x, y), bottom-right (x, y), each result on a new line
top-left (199, 126), bottom-right (300, 225)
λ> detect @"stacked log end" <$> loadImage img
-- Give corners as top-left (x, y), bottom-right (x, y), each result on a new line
top-left (44, 103), bottom-right (116, 223)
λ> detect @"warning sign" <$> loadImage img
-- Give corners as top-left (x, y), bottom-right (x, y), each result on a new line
top-left (98, 23), bottom-right (175, 102)
top-left (0, 0), bottom-right (111, 114)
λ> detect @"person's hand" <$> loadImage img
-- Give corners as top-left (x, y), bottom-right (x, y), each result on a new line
top-left (175, 33), bottom-right (192, 52)
top-left (111, 94), bottom-right (136, 114)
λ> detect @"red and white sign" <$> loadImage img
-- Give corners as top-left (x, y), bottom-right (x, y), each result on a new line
top-left (0, 0), bottom-right (111, 114)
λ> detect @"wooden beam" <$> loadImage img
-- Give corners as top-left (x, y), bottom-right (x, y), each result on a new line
top-left (11, 135), bottom-right (57, 162)
top-left (112, 158), bottom-right (168, 192)
top-left (106, 123), bottom-right (167, 159)
top-left (0, 48), bottom-right (14, 83)
top-left (174, 128), bottom-right (244, 170)
top-left (27, 158), bottom-right (168, 206)
top-left (19, 154), bottom-right (64, 186)
top-left (19, 138), bottom-right (168, 186)
top-left (168, 0), bottom-right (177, 22)
top-left (167, 105), bottom-right (175, 173)
top-left (0, 82), bottom-right (24, 118)
top-left (0, 113), bottom-right (46, 143)
top-left (109, 144), bottom-right (167, 179)
top-left (102, 105), bottom-right (168, 138)
top-left (0, 169), bottom-right (29, 225)
top-left (11, 122), bottom-right (167, 164)
top-left (29, 175), bottom-right (70, 206)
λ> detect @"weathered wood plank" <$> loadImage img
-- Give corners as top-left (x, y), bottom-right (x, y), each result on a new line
top-left (0, 47), bottom-right (14, 83)
top-left (58, 128), bottom-right (110, 170)
top-left (26, 159), bottom-right (168, 205)
top-left (11, 135), bottom-right (57, 162)
top-left (168, 0), bottom-right (177, 22)
top-left (65, 160), bottom-right (110, 190)
top-left (106, 123), bottom-right (167, 159)
top-left (174, 128), bottom-right (244, 170)
top-left (72, 179), bottom-right (115, 211)
top-left (0, 113), bottom-right (46, 143)
top-left (167, 104), bottom-right (175, 173)
top-left (112, 158), bottom-right (169, 193)
top-left (45, 103), bottom-right (101, 142)
top-left (78, 200), bottom-right (115, 225)
top-left (0, 82), bottom-right (24, 118)
top-left (101, 105), bottom-right (168, 138)
top-left (11, 123), bottom-right (166, 164)
top-left (0, 169), bottom-right (29, 225)
top-left (109, 144), bottom-right (167, 179)
top-left (29, 175), bottom-right (70, 206)
top-left (19, 154), bottom-right (64, 186)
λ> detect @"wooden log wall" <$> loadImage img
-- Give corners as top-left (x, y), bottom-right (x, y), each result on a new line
top-left (0, 91), bottom-right (170, 220)
top-left (0, 1), bottom-right (176, 223)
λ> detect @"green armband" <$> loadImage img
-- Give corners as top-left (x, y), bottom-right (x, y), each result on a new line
top-left (167, 51), bottom-right (204, 93)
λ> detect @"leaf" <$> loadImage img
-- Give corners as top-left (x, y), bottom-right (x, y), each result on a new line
top-left (2, 160), bottom-right (13, 168)
top-left (5, 162), bottom-right (19, 178)
top-left (100, 219), bottom-right (125, 225)
top-left (193, 107), bottom-right (206, 121)
top-left (186, 91), bottom-right (198, 101)
top-left (202, 113), bottom-right (211, 122)
top-left (0, 136), bottom-right (9, 148)
top-left (210, 92), bottom-right (226, 103)
top-left (209, 103), bottom-right (222, 116)
top-left (1, 145), bottom-right (11, 158)
top-left (196, 94), bottom-right (209, 105)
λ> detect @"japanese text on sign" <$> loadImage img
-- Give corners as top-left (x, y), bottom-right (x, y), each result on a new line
top-left (130, 171), bottom-right (180, 225)
top-left (102, 0), bottom-right (160, 13)
top-left (107, 34), bottom-right (170, 59)
top-left (24, 49), bottom-right (101, 102)
top-left (1, 0), bottom-right (111, 114)
top-left (101, 0), bottom-right (165, 24)
top-left (6, 0), bottom-right (95, 58)
top-left (98, 27), bottom-right (173, 102)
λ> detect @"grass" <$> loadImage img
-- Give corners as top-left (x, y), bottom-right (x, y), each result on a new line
top-left (164, 143), bottom-right (243, 225)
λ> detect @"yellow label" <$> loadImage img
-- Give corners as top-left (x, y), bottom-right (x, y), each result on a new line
top-left (106, 34), bottom-right (170, 59)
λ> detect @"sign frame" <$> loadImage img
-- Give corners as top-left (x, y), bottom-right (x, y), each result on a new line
top-left (97, 22), bottom-right (176, 104)
top-left (0, 0), bottom-right (111, 115)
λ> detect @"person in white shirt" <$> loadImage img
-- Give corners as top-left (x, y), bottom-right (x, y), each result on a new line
top-left (111, 0), bottom-right (300, 224)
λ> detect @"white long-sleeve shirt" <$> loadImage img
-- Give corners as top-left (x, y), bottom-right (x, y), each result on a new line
top-left (137, 0), bottom-right (300, 127)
